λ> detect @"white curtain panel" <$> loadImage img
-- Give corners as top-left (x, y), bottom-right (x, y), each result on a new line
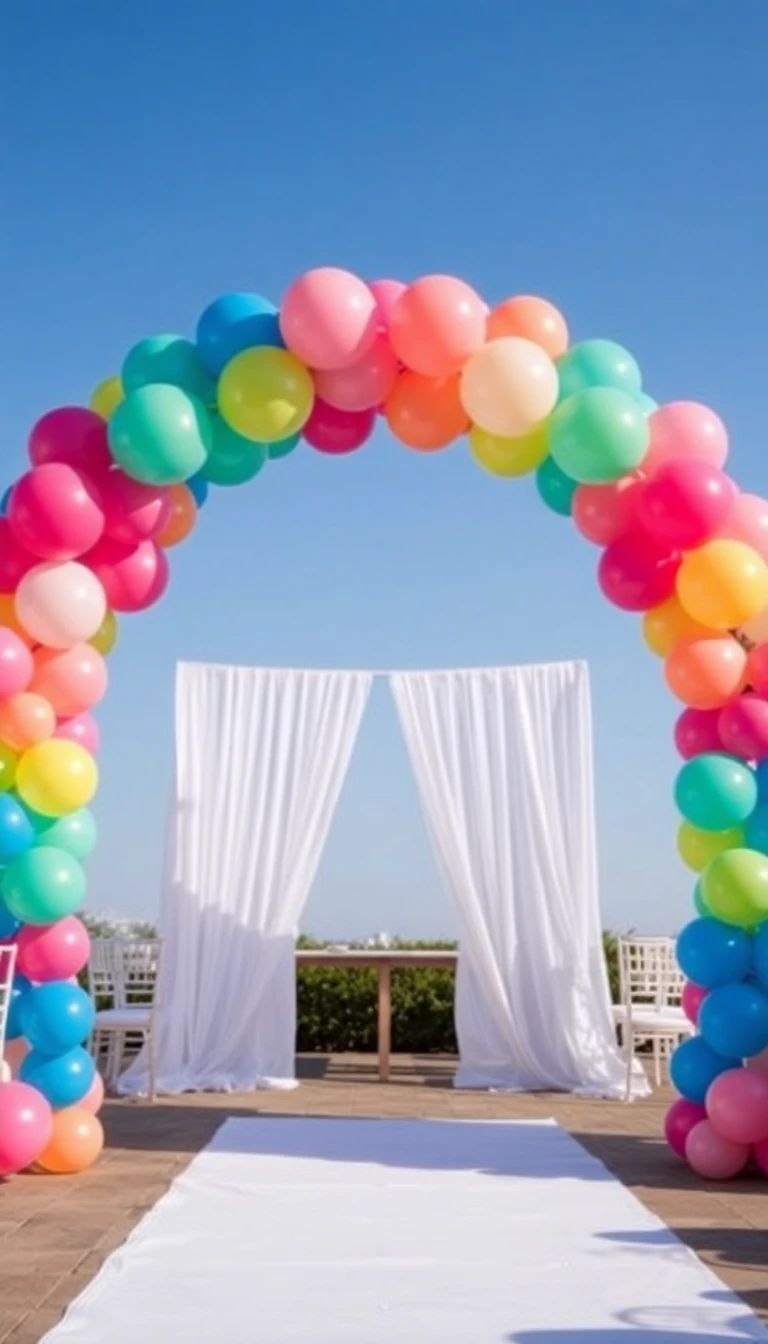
top-left (121, 664), bottom-right (371, 1094)
top-left (390, 663), bottom-right (646, 1098)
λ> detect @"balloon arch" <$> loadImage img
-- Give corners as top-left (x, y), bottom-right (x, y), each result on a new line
top-left (1, 268), bottom-right (768, 1182)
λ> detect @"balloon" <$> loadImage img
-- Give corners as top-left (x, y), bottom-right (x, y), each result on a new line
top-left (3, 1036), bottom-right (29, 1078)
top-left (701, 847), bottom-right (768, 927)
top-left (536, 457), bottom-right (577, 516)
top-left (740, 602), bottom-right (768, 646)
top-left (6, 973), bottom-right (31, 1040)
top-left (280, 268), bottom-right (378, 371)
top-left (0, 628), bottom-right (33, 699)
top-left (644, 402), bottom-right (728, 474)
top-left (644, 596), bottom-right (711, 660)
top-left (0, 793), bottom-right (34, 863)
top-left (0, 742), bottom-right (19, 792)
top-left (304, 400), bottom-right (374, 455)
top-left (486, 295), bottom-right (568, 359)
top-left (385, 372), bottom-right (468, 451)
top-left (0, 693), bottom-right (55, 750)
top-left (29, 407), bottom-right (112, 477)
top-left (187, 472), bottom-right (209, 508)
top-left (748, 644), bottom-right (768, 700)
top-left (83, 537), bottom-right (169, 613)
top-left (369, 279), bottom-right (406, 331)
top-left (196, 293), bottom-right (282, 377)
top-left (674, 753), bottom-right (757, 831)
top-left (101, 470), bottom-right (171, 544)
top-left (681, 980), bottom-right (707, 1025)
top-left (8, 464), bottom-right (105, 562)
top-left (19, 980), bottom-right (94, 1055)
top-left (109, 385), bottom-right (212, 485)
top-left (677, 821), bottom-right (744, 873)
top-left (721, 492), bottom-right (768, 563)
top-left (548, 388), bottom-right (649, 484)
top-left (30, 644), bottom-right (107, 717)
top-left (0, 519), bottom-right (37, 593)
top-left (314, 333), bottom-right (399, 412)
top-left (675, 917), bottom-right (752, 988)
top-left (664, 634), bottom-right (747, 709)
top-left (20, 1045), bottom-right (94, 1109)
top-left (54, 713), bottom-right (100, 755)
top-left (218, 347), bottom-right (314, 443)
top-left (469, 423), bottom-right (548, 478)
top-left (15, 739), bottom-right (98, 818)
top-left (752, 1137), bottom-right (768, 1176)
top-left (79, 1070), bottom-right (105, 1116)
top-left (267, 435), bottom-right (300, 461)
top-left (718, 694), bottom-right (768, 762)
top-left (89, 375), bottom-right (124, 421)
top-left (0, 1080), bottom-right (53, 1176)
top-left (745, 801), bottom-right (768, 856)
top-left (699, 981), bottom-right (768, 1059)
top-left (637, 392), bottom-right (658, 416)
top-left (685, 1119), bottom-right (748, 1179)
top-left (15, 560), bottom-right (106, 649)
top-left (2, 845), bottom-right (86, 923)
top-left (202, 418), bottom-right (268, 486)
top-left (597, 532), bottom-right (679, 612)
top-left (694, 879), bottom-right (710, 916)
top-left (389, 276), bottom-right (486, 377)
top-left (573, 474), bottom-right (643, 547)
top-left (89, 609), bottom-right (118, 657)
top-left (31, 806), bottom-right (97, 861)
top-left (122, 334), bottom-right (214, 404)
top-left (0, 895), bottom-right (19, 939)
top-left (556, 339), bottom-right (642, 401)
top-left (706, 1068), bottom-right (768, 1145)
top-left (674, 707), bottom-right (724, 759)
top-left (677, 540), bottom-right (768, 630)
top-left (16, 916), bottom-right (90, 982)
top-left (37, 1106), bottom-right (104, 1174)
top-left (757, 760), bottom-right (768, 803)
top-left (157, 484), bottom-right (197, 547)
top-left (753, 921), bottom-right (768, 991)
top-left (459, 338), bottom-right (558, 438)
top-left (0, 593), bottom-right (35, 647)
top-left (664, 1097), bottom-right (706, 1158)
top-left (637, 460), bottom-right (737, 551)
top-left (669, 1035), bottom-right (738, 1104)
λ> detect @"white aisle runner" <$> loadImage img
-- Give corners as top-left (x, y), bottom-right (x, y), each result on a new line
top-left (42, 1118), bottom-right (767, 1343)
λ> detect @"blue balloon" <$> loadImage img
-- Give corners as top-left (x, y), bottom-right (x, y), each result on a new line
top-left (19, 980), bottom-right (95, 1053)
top-left (751, 921), bottom-right (768, 992)
top-left (0, 793), bottom-right (35, 864)
top-left (187, 472), bottom-right (209, 508)
top-left (20, 1045), bottom-right (95, 1108)
top-left (699, 981), bottom-right (768, 1059)
top-left (675, 917), bottom-right (753, 990)
top-left (669, 1035), bottom-right (738, 1104)
top-left (5, 973), bottom-right (32, 1041)
top-left (0, 896), bottom-right (20, 940)
top-left (746, 802), bottom-right (768, 855)
top-left (196, 293), bottom-right (283, 376)
top-left (756, 760), bottom-right (768, 803)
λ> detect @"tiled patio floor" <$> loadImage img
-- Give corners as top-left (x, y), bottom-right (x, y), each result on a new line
top-left (1, 1055), bottom-right (767, 1342)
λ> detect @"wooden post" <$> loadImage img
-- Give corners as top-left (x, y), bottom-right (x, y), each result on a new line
top-left (378, 961), bottom-right (392, 1083)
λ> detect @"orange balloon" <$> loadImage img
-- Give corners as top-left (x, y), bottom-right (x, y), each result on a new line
top-left (384, 371), bottom-right (469, 451)
top-left (665, 633), bottom-right (748, 709)
top-left (388, 276), bottom-right (487, 377)
top-left (486, 295), bottom-right (569, 359)
top-left (158, 484), bottom-right (197, 548)
top-left (0, 692), bottom-right (55, 750)
top-left (0, 594), bottom-right (35, 647)
top-left (37, 1107), bottom-right (104, 1174)
top-left (642, 594), bottom-right (713, 658)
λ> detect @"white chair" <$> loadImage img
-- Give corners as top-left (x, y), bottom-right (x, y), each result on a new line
top-left (88, 939), bottom-right (162, 1101)
top-left (0, 944), bottom-right (17, 1082)
top-left (614, 935), bottom-right (693, 1100)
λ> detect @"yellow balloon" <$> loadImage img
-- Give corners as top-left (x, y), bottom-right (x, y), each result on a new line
top-left (677, 821), bottom-right (744, 873)
top-left (642, 594), bottom-right (712, 658)
top-left (90, 375), bottom-right (124, 421)
top-left (90, 610), bottom-right (118, 657)
top-left (218, 348), bottom-right (314, 443)
top-left (16, 740), bottom-right (98, 818)
top-left (469, 422), bottom-right (548, 478)
top-left (677, 539), bottom-right (768, 631)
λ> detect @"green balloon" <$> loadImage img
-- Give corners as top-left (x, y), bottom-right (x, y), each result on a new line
top-left (2, 845), bottom-right (86, 926)
top-left (203, 418), bottom-right (268, 486)
top-left (674, 753), bottom-right (758, 832)
top-left (0, 743), bottom-right (17, 793)
top-left (701, 848), bottom-right (768, 928)
top-left (108, 384), bottom-right (213, 486)
top-left (122, 334), bottom-right (215, 404)
top-left (548, 387), bottom-right (649, 484)
top-left (31, 807), bottom-right (97, 862)
top-left (535, 456), bottom-right (577, 516)
top-left (268, 434), bottom-right (300, 460)
top-left (556, 339), bottom-right (642, 401)
top-left (693, 879), bottom-right (709, 917)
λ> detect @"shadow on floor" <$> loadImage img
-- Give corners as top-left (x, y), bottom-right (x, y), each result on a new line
top-left (296, 1054), bottom-right (457, 1086)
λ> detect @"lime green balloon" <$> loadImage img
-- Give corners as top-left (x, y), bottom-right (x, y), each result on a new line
top-left (268, 434), bottom-right (300, 460)
top-left (0, 743), bottom-right (18, 794)
top-left (203, 418), bottom-right (268, 486)
top-left (535, 456), bottom-right (577, 516)
top-left (701, 847), bottom-right (768, 928)
top-left (122, 335), bottom-right (215, 404)
top-left (31, 807), bottom-right (97, 861)
top-left (556, 339), bottom-right (642, 401)
top-left (548, 387), bottom-right (649, 484)
top-left (108, 385), bottom-right (213, 485)
top-left (2, 845), bottom-right (86, 925)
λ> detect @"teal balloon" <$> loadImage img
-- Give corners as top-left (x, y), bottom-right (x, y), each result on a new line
top-left (268, 434), bottom-right (300, 461)
top-left (535, 456), bottom-right (577, 516)
top-left (548, 387), bottom-right (649, 484)
top-left (1, 846), bottom-right (86, 925)
top-left (108, 385), bottom-right (213, 486)
top-left (557, 339), bottom-right (642, 401)
top-left (203, 418), bottom-right (269, 487)
top-left (637, 392), bottom-right (658, 416)
top-left (122, 334), bottom-right (215, 404)
top-left (31, 807), bottom-right (97, 861)
top-left (746, 802), bottom-right (768, 855)
top-left (674, 753), bottom-right (758, 832)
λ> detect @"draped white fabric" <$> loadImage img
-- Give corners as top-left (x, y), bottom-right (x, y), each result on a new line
top-left (121, 664), bottom-right (371, 1095)
top-left (390, 663), bottom-right (647, 1098)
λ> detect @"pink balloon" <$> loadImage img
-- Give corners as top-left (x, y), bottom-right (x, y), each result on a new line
top-left (30, 643), bottom-right (107, 717)
top-left (8, 464), bottom-right (105, 562)
top-left (637, 460), bottom-right (737, 550)
top-left (706, 1068), bottom-right (768, 1145)
top-left (80, 1071), bottom-right (105, 1116)
top-left (15, 559), bottom-right (106, 649)
top-left (16, 916), bottom-right (91, 982)
top-left (674, 707), bottom-right (725, 759)
top-left (84, 537), bottom-right (169, 612)
top-left (753, 1136), bottom-right (768, 1176)
top-left (745, 1046), bottom-right (768, 1078)
top-left (101, 470), bottom-right (172, 545)
top-left (0, 519), bottom-right (36, 594)
top-left (718, 693), bottom-right (768, 761)
top-left (681, 981), bottom-right (708, 1025)
top-left (0, 1080), bottom-right (53, 1176)
top-left (280, 268), bottom-right (378, 372)
top-left (369, 279), bottom-right (406, 331)
top-left (572, 474), bottom-right (644, 547)
top-left (3, 1037), bottom-right (29, 1079)
top-left (597, 532), bottom-right (680, 611)
top-left (0, 629), bottom-right (33, 700)
top-left (721, 493), bottom-right (768, 563)
top-left (664, 1097), bottom-right (706, 1157)
top-left (54, 711), bottom-right (100, 755)
top-left (28, 407), bottom-right (112, 478)
top-left (389, 275), bottom-right (487, 377)
top-left (686, 1118), bottom-right (749, 1179)
top-left (313, 333), bottom-right (399, 412)
top-left (303, 400), bottom-right (375, 455)
top-left (644, 402), bottom-right (728, 475)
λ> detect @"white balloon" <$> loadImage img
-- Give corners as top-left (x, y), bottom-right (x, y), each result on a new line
top-left (460, 337), bottom-right (558, 438)
top-left (15, 561), bottom-right (106, 649)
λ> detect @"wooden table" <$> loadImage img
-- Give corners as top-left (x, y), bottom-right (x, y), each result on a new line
top-left (296, 949), bottom-right (458, 1083)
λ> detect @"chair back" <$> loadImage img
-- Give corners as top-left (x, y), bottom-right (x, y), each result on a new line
top-left (117, 939), bottom-right (162, 1010)
top-left (0, 944), bottom-right (17, 1053)
top-left (618, 936), bottom-right (679, 1012)
top-left (88, 939), bottom-right (121, 1007)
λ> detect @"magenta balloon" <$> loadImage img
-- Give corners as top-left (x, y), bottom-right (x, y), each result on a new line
top-left (718, 693), bottom-right (768, 761)
top-left (84, 537), bottom-right (169, 612)
top-left (0, 1080), bottom-right (53, 1176)
top-left (681, 981), bottom-right (708, 1025)
top-left (685, 1118), bottom-right (749, 1179)
top-left (54, 712), bottom-right (100, 755)
top-left (597, 532), bottom-right (680, 611)
top-left (8, 464), bottom-right (105, 562)
top-left (0, 519), bottom-right (36, 594)
top-left (101, 470), bottom-right (172, 544)
top-left (28, 407), bottom-right (113, 478)
top-left (369, 279), bottom-right (407, 331)
top-left (0, 629), bottom-right (33, 700)
top-left (303, 400), bottom-right (375, 455)
top-left (674, 707), bottom-right (725, 759)
top-left (637, 460), bottom-right (737, 550)
top-left (16, 915), bottom-right (91, 982)
top-left (705, 1067), bottom-right (768, 1145)
top-left (664, 1097), bottom-right (706, 1158)
top-left (754, 1136), bottom-right (768, 1176)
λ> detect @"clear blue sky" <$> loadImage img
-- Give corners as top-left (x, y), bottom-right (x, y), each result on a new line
top-left (2, 2), bottom-right (768, 939)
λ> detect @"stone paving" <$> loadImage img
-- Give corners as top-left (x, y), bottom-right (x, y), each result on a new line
top-left (1, 1055), bottom-right (767, 1342)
